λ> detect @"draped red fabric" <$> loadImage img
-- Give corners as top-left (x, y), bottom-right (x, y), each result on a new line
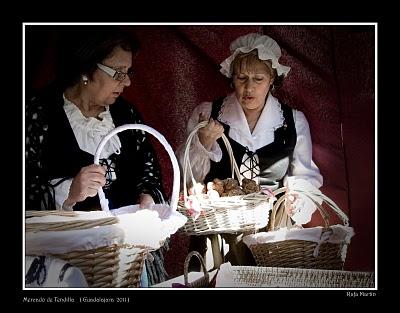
top-left (26, 25), bottom-right (375, 275)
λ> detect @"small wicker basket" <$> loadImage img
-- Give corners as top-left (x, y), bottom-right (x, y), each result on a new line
top-left (182, 251), bottom-right (210, 288)
top-left (177, 121), bottom-right (273, 236)
top-left (26, 124), bottom-right (183, 288)
top-left (245, 187), bottom-right (354, 270)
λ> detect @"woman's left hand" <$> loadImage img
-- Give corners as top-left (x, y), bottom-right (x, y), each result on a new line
top-left (139, 193), bottom-right (155, 209)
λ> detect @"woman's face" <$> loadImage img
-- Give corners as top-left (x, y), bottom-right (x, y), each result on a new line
top-left (233, 61), bottom-right (274, 113)
top-left (88, 46), bottom-right (133, 106)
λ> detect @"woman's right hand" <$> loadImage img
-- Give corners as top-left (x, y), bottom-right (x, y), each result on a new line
top-left (64, 164), bottom-right (106, 206)
top-left (197, 113), bottom-right (224, 151)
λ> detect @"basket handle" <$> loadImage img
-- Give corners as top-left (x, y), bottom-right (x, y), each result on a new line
top-left (94, 124), bottom-right (180, 213)
top-left (183, 121), bottom-right (241, 203)
top-left (269, 187), bottom-right (349, 231)
top-left (184, 251), bottom-right (209, 286)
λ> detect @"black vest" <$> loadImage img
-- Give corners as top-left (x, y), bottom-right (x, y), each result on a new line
top-left (204, 97), bottom-right (297, 190)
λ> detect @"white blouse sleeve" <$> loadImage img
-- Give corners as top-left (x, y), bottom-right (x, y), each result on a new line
top-left (285, 110), bottom-right (323, 189)
top-left (50, 178), bottom-right (75, 211)
top-left (176, 102), bottom-right (222, 183)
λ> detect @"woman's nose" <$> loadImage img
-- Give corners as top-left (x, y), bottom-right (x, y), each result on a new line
top-left (121, 76), bottom-right (131, 87)
top-left (245, 80), bottom-right (255, 91)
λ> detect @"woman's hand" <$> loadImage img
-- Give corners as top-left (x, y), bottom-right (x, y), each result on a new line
top-left (64, 164), bottom-right (106, 206)
top-left (197, 113), bottom-right (224, 151)
top-left (139, 193), bottom-right (155, 209)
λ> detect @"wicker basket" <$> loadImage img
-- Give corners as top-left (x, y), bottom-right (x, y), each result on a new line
top-left (25, 210), bottom-right (148, 287)
top-left (219, 265), bottom-right (374, 288)
top-left (182, 251), bottom-right (210, 287)
top-left (177, 121), bottom-right (273, 235)
top-left (26, 124), bottom-right (184, 288)
top-left (244, 186), bottom-right (354, 270)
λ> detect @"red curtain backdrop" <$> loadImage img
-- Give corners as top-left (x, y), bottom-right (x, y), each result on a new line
top-left (26, 25), bottom-right (375, 275)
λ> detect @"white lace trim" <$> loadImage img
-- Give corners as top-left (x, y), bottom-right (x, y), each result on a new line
top-left (218, 93), bottom-right (286, 151)
top-left (220, 93), bottom-right (285, 132)
top-left (26, 208), bottom-right (188, 252)
top-left (63, 94), bottom-right (121, 159)
top-left (271, 101), bottom-right (285, 131)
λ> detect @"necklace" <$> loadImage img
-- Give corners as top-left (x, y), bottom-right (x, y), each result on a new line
top-left (244, 103), bottom-right (264, 132)
top-left (247, 119), bottom-right (257, 126)
top-left (247, 115), bottom-right (261, 133)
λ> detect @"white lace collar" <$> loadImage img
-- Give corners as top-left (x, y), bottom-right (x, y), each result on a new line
top-left (63, 94), bottom-right (121, 159)
top-left (218, 92), bottom-right (285, 151)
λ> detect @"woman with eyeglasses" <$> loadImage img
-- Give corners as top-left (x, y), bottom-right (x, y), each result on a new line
top-left (26, 27), bottom-right (168, 286)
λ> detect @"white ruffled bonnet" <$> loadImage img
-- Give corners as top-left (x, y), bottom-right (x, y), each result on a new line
top-left (220, 33), bottom-right (291, 78)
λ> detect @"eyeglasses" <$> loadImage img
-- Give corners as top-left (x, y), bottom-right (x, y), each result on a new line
top-left (96, 63), bottom-right (134, 82)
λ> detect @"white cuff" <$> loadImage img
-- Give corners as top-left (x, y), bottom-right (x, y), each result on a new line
top-left (192, 133), bottom-right (222, 162)
top-left (50, 178), bottom-right (75, 211)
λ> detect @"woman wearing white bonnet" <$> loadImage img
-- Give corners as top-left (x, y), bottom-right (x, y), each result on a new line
top-left (178, 32), bottom-right (323, 266)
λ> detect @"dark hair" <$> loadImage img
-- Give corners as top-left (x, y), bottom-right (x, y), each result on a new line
top-left (272, 74), bottom-right (284, 90)
top-left (55, 26), bottom-right (139, 89)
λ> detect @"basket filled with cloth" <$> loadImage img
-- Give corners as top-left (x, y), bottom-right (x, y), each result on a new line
top-left (243, 178), bottom-right (355, 270)
top-left (25, 124), bottom-right (187, 287)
